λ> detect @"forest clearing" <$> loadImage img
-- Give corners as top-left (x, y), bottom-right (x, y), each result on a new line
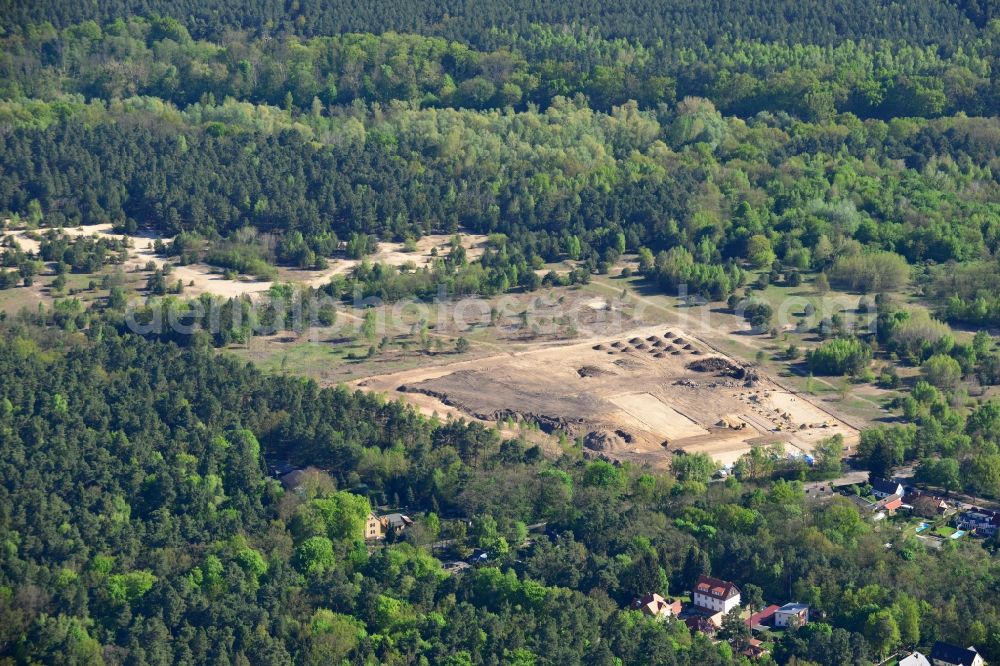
top-left (356, 322), bottom-right (858, 468)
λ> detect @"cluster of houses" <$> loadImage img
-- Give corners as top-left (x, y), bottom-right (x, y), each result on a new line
top-left (630, 575), bottom-right (987, 664)
top-left (954, 507), bottom-right (1000, 538)
top-left (629, 575), bottom-right (810, 658)
top-left (834, 475), bottom-right (999, 540)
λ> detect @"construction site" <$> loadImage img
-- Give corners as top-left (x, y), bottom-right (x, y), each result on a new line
top-left (356, 323), bottom-right (859, 469)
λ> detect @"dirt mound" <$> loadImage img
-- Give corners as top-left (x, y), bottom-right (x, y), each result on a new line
top-left (688, 357), bottom-right (763, 386)
top-left (688, 357), bottom-right (742, 374)
top-left (578, 365), bottom-right (613, 378)
top-left (611, 341), bottom-right (625, 349)
top-left (583, 429), bottom-right (622, 451)
top-left (646, 336), bottom-right (659, 342)
top-left (673, 337), bottom-right (685, 344)
top-left (593, 344), bottom-right (606, 351)
top-left (654, 352), bottom-right (666, 358)
top-left (583, 428), bottom-right (633, 451)
top-left (629, 337), bottom-right (642, 344)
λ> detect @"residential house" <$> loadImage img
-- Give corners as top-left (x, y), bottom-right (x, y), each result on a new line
top-left (848, 494), bottom-right (890, 521)
top-left (745, 604), bottom-right (780, 631)
top-left (956, 508), bottom-right (1000, 538)
top-left (930, 641), bottom-right (984, 666)
top-left (684, 615), bottom-right (718, 636)
top-left (774, 603), bottom-right (809, 628)
top-left (365, 512), bottom-right (386, 541)
top-left (907, 493), bottom-right (949, 518)
top-left (899, 652), bottom-right (931, 666)
top-left (870, 476), bottom-right (905, 499)
top-left (365, 512), bottom-right (414, 541)
top-left (742, 638), bottom-right (769, 659)
top-left (382, 513), bottom-right (413, 533)
top-left (630, 593), bottom-right (682, 620)
top-left (442, 561), bottom-right (471, 575)
top-left (268, 459), bottom-right (298, 478)
top-left (875, 495), bottom-right (904, 514)
top-left (692, 575), bottom-right (741, 614)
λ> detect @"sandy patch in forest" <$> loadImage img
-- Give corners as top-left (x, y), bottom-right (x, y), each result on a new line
top-left (1, 224), bottom-right (488, 299)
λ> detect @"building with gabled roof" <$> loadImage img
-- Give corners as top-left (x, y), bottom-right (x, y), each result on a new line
top-left (630, 593), bottom-right (682, 620)
top-left (745, 604), bottom-right (780, 631)
top-left (692, 574), bottom-right (741, 614)
top-left (870, 476), bottom-right (904, 499)
top-left (899, 652), bottom-right (931, 666)
top-left (929, 641), bottom-right (984, 666)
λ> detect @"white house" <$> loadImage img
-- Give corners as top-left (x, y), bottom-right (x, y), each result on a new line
top-left (692, 575), bottom-right (741, 614)
top-left (899, 652), bottom-right (931, 666)
top-left (870, 477), bottom-right (904, 499)
top-left (930, 642), bottom-right (985, 666)
top-left (774, 603), bottom-right (809, 628)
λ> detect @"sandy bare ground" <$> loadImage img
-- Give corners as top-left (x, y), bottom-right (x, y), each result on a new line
top-left (353, 322), bottom-right (859, 469)
top-left (1, 225), bottom-right (488, 299)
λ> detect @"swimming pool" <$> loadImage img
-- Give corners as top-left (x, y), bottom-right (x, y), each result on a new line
top-left (915, 522), bottom-right (930, 533)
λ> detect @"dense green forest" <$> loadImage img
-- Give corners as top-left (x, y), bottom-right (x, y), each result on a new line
top-left (1, 0), bottom-right (992, 47)
top-left (2, 19), bottom-right (995, 117)
top-left (1, 1), bottom-right (1000, 664)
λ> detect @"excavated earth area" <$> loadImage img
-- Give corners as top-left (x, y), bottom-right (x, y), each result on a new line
top-left (357, 323), bottom-right (859, 469)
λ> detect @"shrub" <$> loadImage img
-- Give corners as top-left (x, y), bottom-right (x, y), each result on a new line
top-left (921, 353), bottom-right (962, 389)
top-left (807, 337), bottom-right (871, 375)
top-left (829, 251), bottom-right (909, 292)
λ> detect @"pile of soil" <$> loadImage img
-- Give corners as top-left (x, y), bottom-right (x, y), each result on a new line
top-left (583, 428), bottom-right (633, 451)
top-left (578, 365), bottom-right (612, 378)
top-left (687, 357), bottom-right (743, 375)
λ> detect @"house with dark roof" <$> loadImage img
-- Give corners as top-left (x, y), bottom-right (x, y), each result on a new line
top-left (930, 641), bottom-right (984, 666)
top-left (870, 476), bottom-right (904, 499)
top-left (692, 575), bottom-right (741, 614)
top-left (381, 513), bottom-right (413, 532)
top-left (955, 508), bottom-right (1000, 537)
top-left (684, 615), bottom-right (718, 636)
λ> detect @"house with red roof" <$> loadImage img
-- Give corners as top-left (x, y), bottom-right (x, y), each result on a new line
top-left (692, 574), bottom-right (741, 614)
top-left (630, 593), bottom-right (682, 620)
